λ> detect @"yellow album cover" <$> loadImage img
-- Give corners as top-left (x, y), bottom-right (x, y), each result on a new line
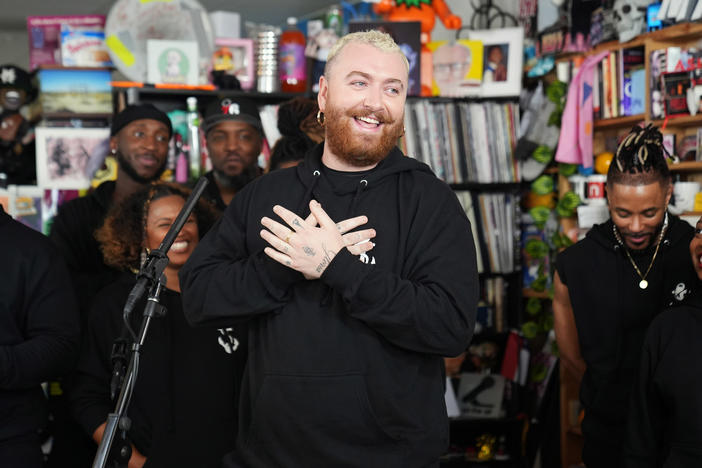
top-left (428, 39), bottom-right (483, 97)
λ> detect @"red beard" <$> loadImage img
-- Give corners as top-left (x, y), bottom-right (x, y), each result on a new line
top-left (324, 102), bottom-right (404, 167)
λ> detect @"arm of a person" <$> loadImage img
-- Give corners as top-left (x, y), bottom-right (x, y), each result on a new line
top-left (179, 202), bottom-right (304, 328)
top-left (320, 193), bottom-right (479, 357)
top-left (0, 246), bottom-right (80, 389)
top-left (624, 330), bottom-right (663, 468)
top-left (553, 270), bottom-right (586, 382)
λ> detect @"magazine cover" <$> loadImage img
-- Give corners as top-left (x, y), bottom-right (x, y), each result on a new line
top-left (348, 21), bottom-right (421, 96)
top-left (428, 40), bottom-right (483, 97)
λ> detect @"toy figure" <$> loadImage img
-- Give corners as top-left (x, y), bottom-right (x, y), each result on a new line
top-left (0, 64), bottom-right (36, 186)
top-left (374, 0), bottom-right (462, 96)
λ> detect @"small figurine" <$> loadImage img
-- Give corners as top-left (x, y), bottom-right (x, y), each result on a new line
top-left (0, 64), bottom-right (37, 186)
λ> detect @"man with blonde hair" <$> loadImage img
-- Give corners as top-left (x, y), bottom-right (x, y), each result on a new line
top-left (181, 30), bottom-right (478, 467)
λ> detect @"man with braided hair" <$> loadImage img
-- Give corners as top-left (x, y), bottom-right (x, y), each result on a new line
top-left (553, 124), bottom-right (697, 467)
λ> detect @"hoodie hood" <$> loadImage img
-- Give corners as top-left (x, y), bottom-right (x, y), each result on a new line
top-left (293, 142), bottom-right (434, 216)
top-left (585, 214), bottom-right (689, 253)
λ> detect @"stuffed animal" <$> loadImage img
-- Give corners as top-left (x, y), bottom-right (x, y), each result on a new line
top-left (374, 0), bottom-right (462, 96)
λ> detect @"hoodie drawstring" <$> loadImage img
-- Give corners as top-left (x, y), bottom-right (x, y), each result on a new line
top-left (299, 170), bottom-right (321, 213)
top-left (347, 179), bottom-right (368, 217)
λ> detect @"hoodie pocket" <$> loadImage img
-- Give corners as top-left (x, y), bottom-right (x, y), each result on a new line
top-left (246, 374), bottom-right (402, 453)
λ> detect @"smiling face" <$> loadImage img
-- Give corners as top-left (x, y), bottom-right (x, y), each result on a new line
top-left (144, 194), bottom-right (199, 270)
top-left (318, 42), bottom-right (407, 170)
top-left (205, 120), bottom-right (262, 178)
top-left (112, 119), bottom-right (170, 184)
top-left (690, 217), bottom-right (702, 280)
top-left (607, 180), bottom-right (672, 250)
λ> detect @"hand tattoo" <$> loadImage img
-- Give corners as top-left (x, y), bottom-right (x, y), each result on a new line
top-left (315, 244), bottom-right (337, 273)
top-left (303, 246), bottom-right (316, 256)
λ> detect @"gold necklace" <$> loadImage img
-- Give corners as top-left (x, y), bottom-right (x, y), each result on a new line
top-left (612, 213), bottom-right (668, 290)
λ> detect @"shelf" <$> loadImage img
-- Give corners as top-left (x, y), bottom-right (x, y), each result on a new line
top-left (450, 182), bottom-right (522, 192)
top-left (522, 288), bottom-right (550, 299)
top-left (668, 161), bottom-right (702, 172)
top-left (113, 85), bottom-right (304, 102)
top-left (593, 114), bottom-right (644, 130)
top-left (652, 114), bottom-right (702, 128)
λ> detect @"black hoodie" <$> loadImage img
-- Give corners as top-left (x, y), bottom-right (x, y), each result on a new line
top-left (556, 216), bottom-right (696, 467)
top-left (625, 289), bottom-right (702, 468)
top-left (180, 144), bottom-right (479, 467)
top-left (0, 206), bottom-right (80, 441)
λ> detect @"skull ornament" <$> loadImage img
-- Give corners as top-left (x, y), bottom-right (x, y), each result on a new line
top-left (613, 0), bottom-right (652, 42)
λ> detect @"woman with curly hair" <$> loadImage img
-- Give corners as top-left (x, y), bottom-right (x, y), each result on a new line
top-left (69, 182), bottom-right (244, 468)
top-left (268, 97), bottom-right (324, 171)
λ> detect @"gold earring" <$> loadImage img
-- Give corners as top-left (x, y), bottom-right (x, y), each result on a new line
top-left (316, 110), bottom-right (325, 127)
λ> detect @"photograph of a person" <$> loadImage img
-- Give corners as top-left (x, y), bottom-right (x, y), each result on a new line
top-left (35, 127), bottom-right (109, 189)
top-left (483, 44), bottom-right (508, 82)
top-left (429, 39), bottom-right (483, 97)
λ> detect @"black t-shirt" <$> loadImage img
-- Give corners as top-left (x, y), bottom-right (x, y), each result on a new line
top-left (556, 216), bottom-right (696, 467)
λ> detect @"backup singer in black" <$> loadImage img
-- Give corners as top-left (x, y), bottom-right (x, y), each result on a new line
top-left (553, 124), bottom-right (697, 467)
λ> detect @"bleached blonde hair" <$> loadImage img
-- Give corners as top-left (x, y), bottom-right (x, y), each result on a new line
top-left (324, 30), bottom-right (410, 78)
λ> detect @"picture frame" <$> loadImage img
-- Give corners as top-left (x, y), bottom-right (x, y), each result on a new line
top-left (38, 68), bottom-right (113, 115)
top-left (35, 127), bottom-right (110, 189)
top-left (457, 27), bottom-right (524, 98)
top-left (212, 38), bottom-right (255, 90)
top-left (146, 39), bottom-right (199, 86)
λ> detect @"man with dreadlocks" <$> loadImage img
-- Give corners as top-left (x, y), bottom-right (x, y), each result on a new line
top-left (553, 124), bottom-right (697, 467)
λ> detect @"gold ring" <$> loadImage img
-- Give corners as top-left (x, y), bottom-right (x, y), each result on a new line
top-left (285, 234), bottom-right (291, 244)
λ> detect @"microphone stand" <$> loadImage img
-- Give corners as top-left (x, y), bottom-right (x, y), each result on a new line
top-left (93, 177), bottom-right (209, 468)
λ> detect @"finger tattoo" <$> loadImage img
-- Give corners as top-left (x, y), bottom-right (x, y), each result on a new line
top-left (292, 218), bottom-right (302, 228)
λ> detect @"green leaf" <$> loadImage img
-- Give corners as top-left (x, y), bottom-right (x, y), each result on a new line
top-left (542, 314), bottom-right (554, 331)
top-left (546, 81), bottom-right (567, 103)
top-left (558, 163), bottom-right (578, 177)
top-left (529, 206), bottom-right (550, 229)
top-left (526, 297), bottom-right (542, 316)
top-left (547, 111), bottom-right (562, 127)
top-left (522, 321), bottom-right (539, 339)
top-left (532, 145), bottom-right (554, 164)
top-left (525, 239), bottom-right (549, 259)
top-left (531, 275), bottom-right (548, 292)
top-left (530, 362), bottom-right (548, 382)
top-left (556, 191), bottom-right (581, 217)
top-left (531, 175), bottom-right (555, 195)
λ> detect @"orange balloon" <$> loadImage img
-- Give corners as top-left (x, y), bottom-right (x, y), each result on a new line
top-left (595, 152), bottom-right (614, 175)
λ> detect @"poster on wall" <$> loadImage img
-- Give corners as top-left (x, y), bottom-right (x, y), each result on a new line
top-left (348, 21), bottom-right (421, 96)
top-left (35, 127), bottom-right (110, 189)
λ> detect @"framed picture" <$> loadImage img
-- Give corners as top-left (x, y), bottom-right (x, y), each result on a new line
top-left (457, 27), bottom-right (524, 98)
top-left (36, 127), bottom-right (110, 189)
top-left (38, 68), bottom-right (112, 115)
top-left (212, 38), bottom-right (254, 90)
top-left (348, 21), bottom-right (421, 96)
top-left (146, 39), bottom-right (199, 85)
top-left (428, 39), bottom-right (483, 97)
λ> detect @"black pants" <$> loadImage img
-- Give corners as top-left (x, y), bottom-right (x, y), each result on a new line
top-left (0, 432), bottom-right (44, 468)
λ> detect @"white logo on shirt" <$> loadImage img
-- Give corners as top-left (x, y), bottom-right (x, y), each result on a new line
top-left (217, 328), bottom-right (239, 354)
top-left (672, 282), bottom-right (690, 302)
top-left (359, 252), bottom-right (376, 265)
